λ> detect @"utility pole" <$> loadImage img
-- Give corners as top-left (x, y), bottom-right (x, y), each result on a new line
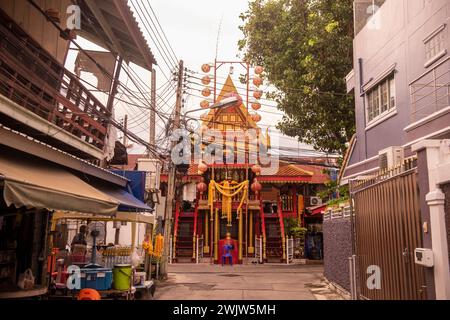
top-left (150, 68), bottom-right (156, 148)
top-left (122, 114), bottom-right (128, 147)
top-left (145, 69), bottom-right (157, 279)
top-left (160, 60), bottom-right (184, 278)
top-left (114, 114), bottom-right (128, 244)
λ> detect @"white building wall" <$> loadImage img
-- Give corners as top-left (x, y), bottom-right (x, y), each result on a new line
top-left (183, 183), bottom-right (196, 202)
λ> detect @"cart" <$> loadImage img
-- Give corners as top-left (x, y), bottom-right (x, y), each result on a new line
top-left (48, 211), bottom-right (155, 300)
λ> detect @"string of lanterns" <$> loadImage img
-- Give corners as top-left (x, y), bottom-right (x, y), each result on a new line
top-left (200, 64), bottom-right (213, 109)
top-left (250, 65), bottom-right (264, 123)
top-left (199, 62), bottom-right (265, 125)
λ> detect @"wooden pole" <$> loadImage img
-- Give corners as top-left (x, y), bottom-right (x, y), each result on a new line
top-left (100, 56), bottom-right (123, 168)
top-left (160, 60), bottom-right (184, 278)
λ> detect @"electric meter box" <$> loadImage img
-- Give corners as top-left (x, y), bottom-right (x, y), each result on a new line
top-left (414, 248), bottom-right (434, 267)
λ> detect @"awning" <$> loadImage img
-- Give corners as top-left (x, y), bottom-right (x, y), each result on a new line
top-left (94, 184), bottom-right (153, 212)
top-left (0, 151), bottom-right (118, 215)
top-left (306, 205), bottom-right (327, 216)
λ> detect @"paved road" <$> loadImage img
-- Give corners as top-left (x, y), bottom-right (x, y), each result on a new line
top-left (154, 263), bottom-right (342, 300)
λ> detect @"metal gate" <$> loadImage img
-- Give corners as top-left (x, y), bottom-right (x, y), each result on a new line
top-left (286, 237), bottom-right (294, 264)
top-left (255, 236), bottom-right (263, 263)
top-left (352, 161), bottom-right (427, 300)
top-left (196, 236), bottom-right (204, 264)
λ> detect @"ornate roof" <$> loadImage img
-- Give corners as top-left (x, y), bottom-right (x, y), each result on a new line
top-left (202, 75), bottom-right (259, 131)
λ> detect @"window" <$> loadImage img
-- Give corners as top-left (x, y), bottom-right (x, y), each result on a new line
top-left (366, 74), bottom-right (396, 123)
top-left (425, 27), bottom-right (446, 61)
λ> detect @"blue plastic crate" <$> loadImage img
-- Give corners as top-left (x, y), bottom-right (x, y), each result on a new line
top-left (80, 268), bottom-right (113, 291)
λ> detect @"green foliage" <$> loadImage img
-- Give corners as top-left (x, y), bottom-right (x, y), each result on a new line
top-left (284, 217), bottom-right (307, 238)
top-left (326, 197), bottom-right (349, 207)
top-left (239, 0), bottom-right (355, 155)
top-left (317, 177), bottom-right (349, 200)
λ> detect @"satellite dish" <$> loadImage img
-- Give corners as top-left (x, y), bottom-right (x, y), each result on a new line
top-left (85, 221), bottom-right (106, 268)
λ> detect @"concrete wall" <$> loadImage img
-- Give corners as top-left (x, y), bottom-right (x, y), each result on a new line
top-left (105, 222), bottom-right (147, 247)
top-left (323, 218), bottom-right (352, 292)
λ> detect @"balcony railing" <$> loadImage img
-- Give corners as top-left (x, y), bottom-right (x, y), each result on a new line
top-left (410, 56), bottom-right (450, 122)
top-left (0, 14), bottom-right (110, 154)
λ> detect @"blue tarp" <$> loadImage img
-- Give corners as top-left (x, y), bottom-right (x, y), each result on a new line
top-left (111, 170), bottom-right (146, 202)
top-left (95, 183), bottom-right (153, 212)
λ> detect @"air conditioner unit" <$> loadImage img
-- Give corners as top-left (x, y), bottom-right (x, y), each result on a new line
top-left (310, 197), bottom-right (323, 206)
top-left (378, 146), bottom-right (404, 170)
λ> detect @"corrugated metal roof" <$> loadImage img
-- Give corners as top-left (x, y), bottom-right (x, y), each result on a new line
top-left (77, 0), bottom-right (157, 70)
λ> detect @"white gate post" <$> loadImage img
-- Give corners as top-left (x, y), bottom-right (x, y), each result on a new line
top-left (413, 140), bottom-right (450, 300)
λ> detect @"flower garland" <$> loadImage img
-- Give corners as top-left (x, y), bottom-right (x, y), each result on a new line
top-left (208, 180), bottom-right (249, 226)
top-left (142, 233), bottom-right (164, 258)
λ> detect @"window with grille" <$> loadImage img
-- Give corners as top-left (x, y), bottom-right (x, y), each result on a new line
top-left (425, 27), bottom-right (446, 62)
top-left (366, 74), bottom-right (396, 123)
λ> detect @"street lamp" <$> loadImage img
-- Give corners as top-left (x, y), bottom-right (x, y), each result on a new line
top-left (183, 96), bottom-right (240, 125)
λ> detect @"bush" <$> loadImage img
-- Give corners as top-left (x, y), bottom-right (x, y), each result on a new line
top-left (284, 217), bottom-right (307, 238)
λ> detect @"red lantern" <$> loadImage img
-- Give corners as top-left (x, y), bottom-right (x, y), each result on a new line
top-left (198, 161), bottom-right (208, 173)
top-left (251, 113), bottom-right (262, 122)
top-left (251, 102), bottom-right (261, 111)
top-left (197, 182), bottom-right (207, 193)
top-left (202, 87), bottom-right (211, 97)
top-left (254, 66), bottom-right (264, 75)
top-left (200, 100), bottom-right (210, 109)
top-left (251, 179), bottom-right (262, 194)
top-left (253, 90), bottom-right (263, 99)
top-left (201, 64), bottom-right (211, 73)
top-left (201, 75), bottom-right (211, 85)
top-left (253, 76), bottom-right (263, 87)
top-left (251, 164), bottom-right (261, 175)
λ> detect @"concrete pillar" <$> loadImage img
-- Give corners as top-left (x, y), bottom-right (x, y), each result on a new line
top-left (413, 140), bottom-right (450, 300)
top-left (426, 189), bottom-right (450, 299)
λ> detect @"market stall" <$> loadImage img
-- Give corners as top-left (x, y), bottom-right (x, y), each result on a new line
top-left (49, 210), bottom-right (156, 300)
top-left (0, 149), bottom-right (119, 299)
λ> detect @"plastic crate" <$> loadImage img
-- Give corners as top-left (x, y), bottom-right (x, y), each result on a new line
top-left (80, 268), bottom-right (112, 291)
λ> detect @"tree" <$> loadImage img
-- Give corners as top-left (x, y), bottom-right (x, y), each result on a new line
top-left (238, 0), bottom-right (355, 155)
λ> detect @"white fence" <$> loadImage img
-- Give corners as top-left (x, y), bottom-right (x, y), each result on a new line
top-left (323, 205), bottom-right (354, 221)
top-left (196, 236), bottom-right (203, 264)
top-left (286, 237), bottom-right (294, 264)
top-left (255, 237), bottom-right (263, 264)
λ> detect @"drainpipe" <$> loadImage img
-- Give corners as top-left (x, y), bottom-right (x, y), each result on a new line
top-left (358, 58), bottom-right (369, 159)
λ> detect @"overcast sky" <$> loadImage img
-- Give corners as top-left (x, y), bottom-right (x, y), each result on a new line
top-left (143, 1), bottom-right (330, 157)
top-left (67, 1), bottom-right (332, 157)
